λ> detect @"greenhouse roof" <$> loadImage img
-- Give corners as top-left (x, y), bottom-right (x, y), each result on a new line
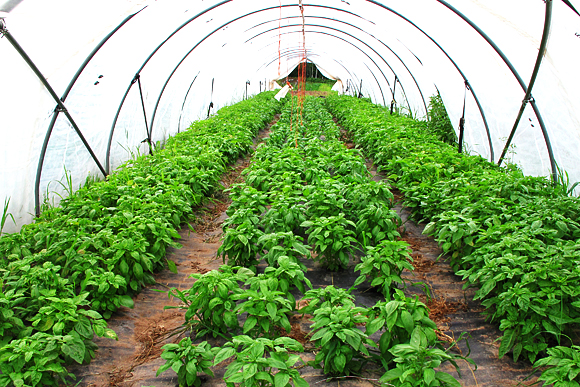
top-left (1, 0), bottom-right (579, 232)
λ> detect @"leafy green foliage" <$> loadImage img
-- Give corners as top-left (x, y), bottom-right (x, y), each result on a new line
top-left (165, 266), bottom-right (254, 338)
top-left (0, 92), bottom-right (283, 380)
top-left (218, 217), bottom-right (264, 269)
top-left (28, 291), bottom-right (117, 340)
top-left (355, 202), bottom-right (401, 248)
top-left (427, 94), bottom-right (457, 146)
top-left (0, 332), bottom-right (82, 387)
top-left (309, 304), bottom-right (374, 376)
top-left (534, 345), bottom-right (580, 387)
top-left (303, 179), bottom-right (348, 219)
top-left (368, 292), bottom-right (473, 387)
top-left (365, 290), bottom-right (436, 363)
top-left (299, 285), bottom-right (355, 316)
top-left (354, 240), bottom-right (413, 298)
top-left (423, 210), bottom-right (480, 270)
top-left (301, 214), bottom-right (357, 271)
top-left (380, 343), bottom-right (463, 387)
top-left (0, 280), bottom-right (25, 344)
top-left (214, 335), bottom-right (307, 387)
top-left (156, 339), bottom-right (219, 387)
top-left (262, 255), bottom-right (312, 308)
top-left (234, 285), bottom-right (293, 338)
top-left (262, 194), bottom-right (307, 233)
top-left (327, 93), bottom-right (580, 364)
top-left (257, 232), bottom-right (310, 269)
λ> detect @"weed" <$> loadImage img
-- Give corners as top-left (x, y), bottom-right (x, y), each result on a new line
top-left (0, 197), bottom-right (15, 234)
top-left (427, 94), bottom-right (457, 145)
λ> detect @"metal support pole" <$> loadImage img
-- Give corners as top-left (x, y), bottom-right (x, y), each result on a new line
top-left (135, 75), bottom-right (153, 154)
top-left (358, 79), bottom-right (363, 98)
top-left (458, 117), bottom-right (465, 153)
top-left (497, 0), bottom-right (556, 184)
top-left (434, 0), bottom-right (556, 181)
top-left (365, 1), bottom-right (493, 160)
top-left (32, 10), bottom-right (139, 216)
top-left (390, 76), bottom-right (398, 114)
top-left (0, 20), bottom-right (107, 181)
top-left (207, 78), bottom-right (215, 118)
top-left (458, 82), bottom-right (468, 154)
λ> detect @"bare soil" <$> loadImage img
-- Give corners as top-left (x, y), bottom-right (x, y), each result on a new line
top-left (69, 118), bottom-right (541, 387)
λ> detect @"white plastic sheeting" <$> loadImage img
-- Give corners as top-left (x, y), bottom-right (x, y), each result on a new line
top-left (1, 0), bottom-right (579, 233)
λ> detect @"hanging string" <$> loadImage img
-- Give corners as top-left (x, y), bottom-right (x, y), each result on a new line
top-left (278, 0), bottom-right (282, 78)
top-left (289, 80), bottom-right (295, 146)
top-left (297, 0), bottom-right (306, 130)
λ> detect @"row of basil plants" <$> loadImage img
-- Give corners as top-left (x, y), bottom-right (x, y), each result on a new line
top-left (0, 92), bottom-right (283, 387)
top-left (326, 95), bottom-right (580, 367)
top-left (157, 96), bottom-right (473, 387)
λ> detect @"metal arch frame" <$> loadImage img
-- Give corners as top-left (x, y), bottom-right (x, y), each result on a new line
top-left (105, 0), bottom-right (233, 173)
top-left (261, 48), bottom-right (358, 83)
top-left (366, 0), bottom-right (495, 161)
top-left (1, 19), bottom-right (108, 214)
top-left (102, 0), bottom-right (508, 168)
top-left (434, 0), bottom-right (556, 180)
top-left (248, 13), bottom-right (428, 114)
top-left (147, 6), bottom-right (425, 140)
top-left (561, 0), bottom-right (580, 16)
top-left (261, 29), bottom-right (387, 104)
top-left (89, 0), bottom-right (544, 173)
top-left (498, 0), bottom-right (555, 177)
top-left (146, 20), bottom-right (398, 139)
top-left (108, 2), bottom-right (436, 167)
top-left (15, 10), bottom-right (143, 216)
top-left (146, 7), bottom-right (337, 138)
top-left (253, 32), bottom-right (391, 106)
top-left (247, 24), bottom-right (413, 110)
top-left (260, 48), bottom-right (361, 95)
top-left (249, 16), bottom-right (396, 104)
top-left (268, 49), bottom-right (377, 102)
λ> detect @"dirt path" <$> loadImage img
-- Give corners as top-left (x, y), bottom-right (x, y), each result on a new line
top-left (70, 115), bottom-right (539, 387)
top-left (367, 162), bottom-right (539, 386)
top-left (68, 120), bottom-right (278, 387)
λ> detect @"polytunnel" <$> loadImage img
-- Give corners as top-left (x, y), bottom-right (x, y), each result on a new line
top-left (2, 0), bottom-right (580, 385)
top-left (1, 0), bottom-right (579, 233)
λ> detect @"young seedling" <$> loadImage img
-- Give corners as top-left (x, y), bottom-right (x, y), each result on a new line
top-left (214, 335), bottom-right (308, 387)
top-left (157, 339), bottom-right (219, 387)
top-left (309, 304), bottom-right (375, 376)
top-left (354, 240), bottom-right (413, 298)
top-left (164, 266), bottom-right (254, 338)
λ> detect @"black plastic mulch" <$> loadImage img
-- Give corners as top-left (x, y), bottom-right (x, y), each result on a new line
top-left (69, 157), bottom-right (541, 387)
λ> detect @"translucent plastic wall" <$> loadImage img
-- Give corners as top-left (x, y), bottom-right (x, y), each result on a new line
top-left (1, 0), bottom-right (579, 233)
